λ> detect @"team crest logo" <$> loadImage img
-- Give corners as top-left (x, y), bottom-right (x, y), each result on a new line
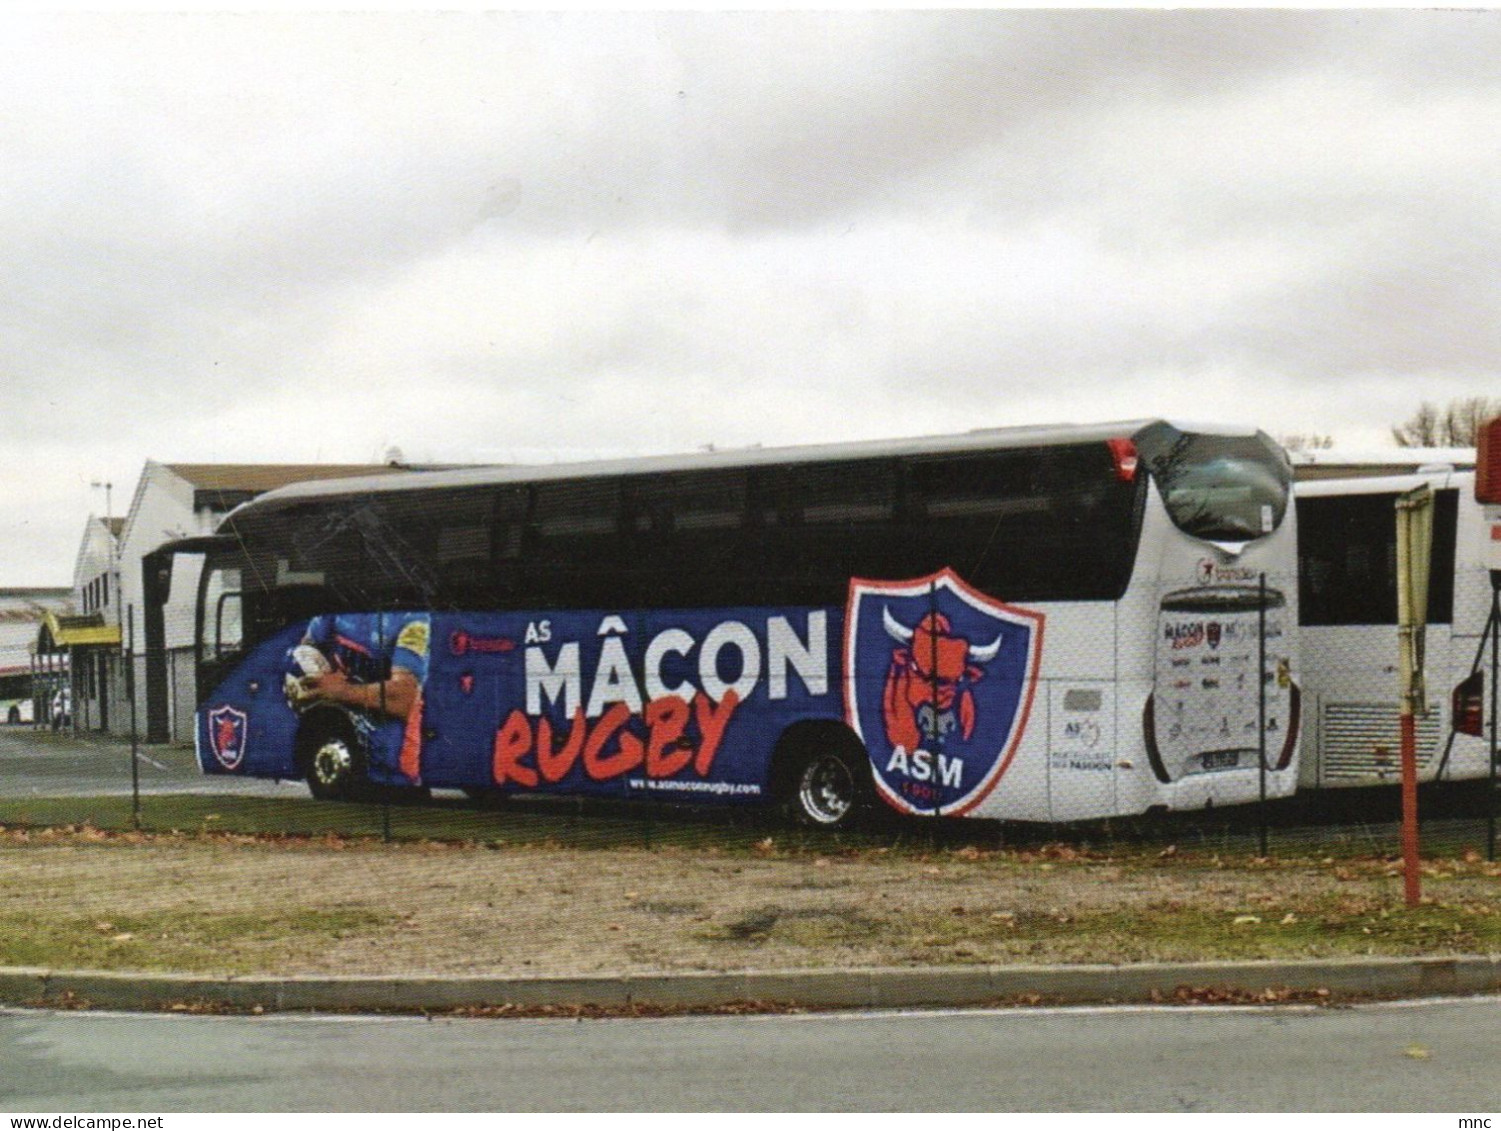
top-left (207, 704), bottom-right (248, 770)
top-left (845, 568), bottom-right (1044, 817)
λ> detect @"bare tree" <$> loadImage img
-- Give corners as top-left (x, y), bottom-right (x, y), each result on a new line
top-left (1443, 397), bottom-right (1501, 446)
top-left (1392, 397), bottom-right (1501, 447)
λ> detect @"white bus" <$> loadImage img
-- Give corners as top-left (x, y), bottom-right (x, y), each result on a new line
top-left (170, 419), bottom-right (1301, 826)
top-left (1295, 466), bottom-right (1494, 788)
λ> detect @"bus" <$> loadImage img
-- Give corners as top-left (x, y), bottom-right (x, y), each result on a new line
top-left (1295, 466), bottom-right (1495, 789)
top-left (164, 420), bottom-right (1301, 827)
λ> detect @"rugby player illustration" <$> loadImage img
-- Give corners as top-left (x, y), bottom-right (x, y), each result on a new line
top-left (285, 611), bottom-right (432, 782)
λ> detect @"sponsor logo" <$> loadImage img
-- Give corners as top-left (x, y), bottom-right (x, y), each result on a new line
top-left (449, 630), bottom-right (516, 657)
top-left (1063, 719), bottom-right (1101, 748)
top-left (1165, 622), bottom-right (1206, 650)
top-left (845, 568), bottom-right (1044, 817)
top-left (1196, 559), bottom-right (1259, 585)
top-left (207, 704), bottom-right (248, 770)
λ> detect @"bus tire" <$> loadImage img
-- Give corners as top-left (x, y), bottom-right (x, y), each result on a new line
top-left (6, 706), bottom-right (17, 725)
top-left (774, 724), bottom-right (871, 829)
top-left (296, 709), bottom-right (368, 802)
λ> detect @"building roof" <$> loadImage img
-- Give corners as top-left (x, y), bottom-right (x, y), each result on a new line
top-left (39, 610), bottom-right (120, 650)
top-left (164, 464), bottom-right (404, 494)
top-left (1290, 447), bottom-right (1476, 481)
top-left (0, 588), bottom-right (72, 601)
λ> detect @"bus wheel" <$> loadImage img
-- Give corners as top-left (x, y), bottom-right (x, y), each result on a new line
top-left (297, 711), bottom-right (366, 801)
top-left (791, 747), bottom-right (862, 828)
top-left (6, 706), bottom-right (17, 725)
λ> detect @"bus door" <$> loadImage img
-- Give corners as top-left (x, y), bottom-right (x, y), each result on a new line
top-left (142, 536), bottom-right (237, 745)
top-left (198, 555), bottom-right (248, 703)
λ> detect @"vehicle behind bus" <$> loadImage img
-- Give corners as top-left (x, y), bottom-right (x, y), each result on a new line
top-left (1295, 468), bottom-right (1493, 788)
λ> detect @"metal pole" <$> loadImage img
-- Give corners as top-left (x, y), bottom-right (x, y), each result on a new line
top-left (1489, 580), bottom-right (1499, 861)
top-left (1395, 487), bottom-right (1433, 909)
top-left (930, 580), bottom-right (942, 821)
top-left (380, 608), bottom-right (391, 843)
top-left (127, 605), bottom-right (140, 831)
top-left (1258, 572), bottom-right (1268, 858)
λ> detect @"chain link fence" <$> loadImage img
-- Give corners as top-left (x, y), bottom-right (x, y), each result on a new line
top-left (6, 565), bottom-right (1498, 863)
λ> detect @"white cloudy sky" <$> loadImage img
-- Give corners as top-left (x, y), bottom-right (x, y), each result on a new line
top-left (4, 9), bottom-right (1499, 586)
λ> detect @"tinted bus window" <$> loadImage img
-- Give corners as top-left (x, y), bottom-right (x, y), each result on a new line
top-left (527, 478), bottom-right (623, 608)
top-left (903, 444), bottom-right (1142, 601)
top-left (1297, 488), bottom-right (1457, 626)
top-left (762, 459), bottom-right (900, 605)
top-left (631, 469), bottom-right (749, 607)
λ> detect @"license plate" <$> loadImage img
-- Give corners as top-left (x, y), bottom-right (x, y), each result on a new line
top-left (1200, 750), bottom-right (1240, 771)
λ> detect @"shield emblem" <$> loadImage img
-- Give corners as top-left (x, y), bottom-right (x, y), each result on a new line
top-left (844, 568), bottom-right (1044, 817)
top-left (207, 704), bottom-right (249, 770)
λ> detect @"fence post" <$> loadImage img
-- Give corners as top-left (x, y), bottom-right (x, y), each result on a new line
top-left (127, 604), bottom-right (140, 831)
top-left (929, 579), bottom-right (942, 821)
top-left (1489, 579), bottom-right (1499, 862)
top-left (1258, 572), bottom-right (1268, 858)
top-left (1395, 485), bottom-right (1434, 908)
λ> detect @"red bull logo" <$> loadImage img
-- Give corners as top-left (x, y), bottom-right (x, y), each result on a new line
top-left (845, 568), bottom-right (1044, 817)
top-left (879, 608), bottom-right (1002, 755)
top-left (207, 703), bottom-right (248, 770)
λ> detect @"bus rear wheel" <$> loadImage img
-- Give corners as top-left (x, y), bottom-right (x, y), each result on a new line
top-left (297, 710), bottom-right (367, 802)
top-left (790, 748), bottom-right (862, 828)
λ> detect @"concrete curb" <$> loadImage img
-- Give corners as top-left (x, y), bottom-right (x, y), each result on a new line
top-left (4, 956), bottom-right (1501, 1014)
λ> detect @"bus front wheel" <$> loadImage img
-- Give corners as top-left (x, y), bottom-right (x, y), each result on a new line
top-left (297, 711), bottom-right (367, 802)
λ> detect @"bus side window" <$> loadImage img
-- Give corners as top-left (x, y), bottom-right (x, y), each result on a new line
top-left (201, 568), bottom-right (244, 659)
top-left (1297, 489), bottom-right (1458, 628)
top-left (631, 469), bottom-right (749, 607)
top-left (904, 445), bottom-right (1136, 602)
top-left (766, 460), bottom-right (897, 605)
top-left (528, 478), bottom-right (623, 608)
top-left (486, 486), bottom-right (529, 606)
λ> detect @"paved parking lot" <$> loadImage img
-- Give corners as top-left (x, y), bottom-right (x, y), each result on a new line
top-left (0, 724), bottom-right (304, 799)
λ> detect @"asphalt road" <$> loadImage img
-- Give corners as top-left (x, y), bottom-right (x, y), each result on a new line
top-left (3, 997), bottom-right (1500, 1112)
top-left (0, 725), bottom-right (302, 800)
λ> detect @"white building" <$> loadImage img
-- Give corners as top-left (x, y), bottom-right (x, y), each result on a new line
top-left (0, 589), bottom-right (73, 725)
top-left (79, 461), bottom-right (401, 741)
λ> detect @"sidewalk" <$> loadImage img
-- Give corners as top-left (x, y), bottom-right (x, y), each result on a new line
top-left (6, 955), bottom-right (1501, 1015)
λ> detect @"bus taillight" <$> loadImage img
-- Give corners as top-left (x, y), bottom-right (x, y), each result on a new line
top-left (1107, 438), bottom-right (1138, 482)
top-left (1453, 671), bottom-right (1485, 737)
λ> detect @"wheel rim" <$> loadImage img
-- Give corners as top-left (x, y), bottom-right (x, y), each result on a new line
top-left (798, 754), bottom-right (855, 825)
top-left (312, 738), bottom-right (353, 789)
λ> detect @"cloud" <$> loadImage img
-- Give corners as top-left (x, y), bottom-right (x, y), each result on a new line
top-left (3, 10), bottom-right (1501, 582)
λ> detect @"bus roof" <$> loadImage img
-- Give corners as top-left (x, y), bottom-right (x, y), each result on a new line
top-left (219, 418), bottom-right (1265, 528)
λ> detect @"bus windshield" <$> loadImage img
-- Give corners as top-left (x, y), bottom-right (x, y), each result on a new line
top-left (1133, 422), bottom-right (1290, 544)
